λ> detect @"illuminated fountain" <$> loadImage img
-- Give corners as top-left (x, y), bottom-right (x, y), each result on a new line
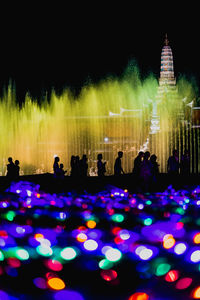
top-left (0, 36), bottom-right (199, 175)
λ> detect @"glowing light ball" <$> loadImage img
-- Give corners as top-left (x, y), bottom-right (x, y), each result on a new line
top-left (76, 233), bottom-right (87, 242)
top-left (100, 269), bottom-right (118, 281)
top-left (192, 286), bottom-right (200, 298)
top-left (144, 218), bottom-right (152, 226)
top-left (33, 277), bottom-right (47, 289)
top-left (194, 233), bottom-right (200, 244)
top-left (119, 229), bottom-right (130, 240)
top-left (128, 292), bottom-right (149, 300)
top-left (86, 220), bottom-right (96, 228)
top-left (6, 211), bottom-right (16, 221)
top-left (99, 259), bottom-right (114, 270)
top-left (138, 248), bottom-right (153, 261)
top-left (111, 214), bottom-right (124, 223)
top-left (83, 239), bottom-right (98, 251)
top-left (191, 250), bottom-right (200, 263)
top-left (155, 263), bottom-right (171, 276)
top-left (163, 234), bottom-right (175, 249)
top-left (47, 277), bottom-right (65, 290)
top-left (36, 245), bottom-right (53, 257)
top-left (138, 204), bottom-right (144, 210)
top-left (174, 242), bottom-right (187, 255)
top-left (45, 259), bottom-right (63, 271)
top-left (15, 248), bottom-right (29, 260)
top-left (165, 270), bottom-right (179, 282)
top-left (114, 236), bottom-right (124, 244)
top-left (105, 248), bottom-right (122, 262)
top-left (135, 246), bottom-right (146, 255)
top-left (0, 250), bottom-right (4, 261)
top-left (60, 247), bottom-right (77, 260)
top-left (145, 200), bottom-right (152, 205)
top-left (175, 277), bottom-right (193, 290)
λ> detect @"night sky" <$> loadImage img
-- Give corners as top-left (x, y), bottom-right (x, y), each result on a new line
top-left (0, 5), bottom-right (200, 102)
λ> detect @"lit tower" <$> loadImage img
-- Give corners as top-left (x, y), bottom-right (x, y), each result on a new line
top-left (157, 33), bottom-right (176, 98)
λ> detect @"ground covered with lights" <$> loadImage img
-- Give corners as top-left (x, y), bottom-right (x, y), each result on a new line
top-left (1, 182), bottom-right (200, 299)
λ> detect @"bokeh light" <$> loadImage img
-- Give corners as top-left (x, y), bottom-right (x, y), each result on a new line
top-left (47, 277), bottom-right (66, 290)
top-left (105, 248), bottom-right (122, 262)
top-left (128, 292), bottom-right (149, 300)
top-left (175, 277), bottom-right (193, 290)
top-left (174, 242), bottom-right (187, 255)
top-left (194, 233), bottom-right (200, 244)
top-left (100, 269), bottom-right (118, 281)
top-left (165, 270), bottom-right (179, 282)
top-left (163, 234), bottom-right (175, 249)
top-left (83, 239), bottom-right (98, 251)
top-left (60, 247), bottom-right (77, 260)
top-left (192, 286), bottom-right (200, 298)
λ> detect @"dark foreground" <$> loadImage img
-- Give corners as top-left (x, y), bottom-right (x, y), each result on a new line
top-left (0, 174), bottom-right (199, 299)
top-left (1, 173), bottom-right (200, 194)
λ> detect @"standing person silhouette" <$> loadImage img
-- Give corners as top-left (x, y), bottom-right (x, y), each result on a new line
top-left (80, 154), bottom-right (88, 177)
top-left (53, 156), bottom-right (60, 178)
top-left (97, 153), bottom-right (106, 177)
top-left (167, 149), bottom-right (180, 175)
top-left (132, 151), bottom-right (144, 192)
top-left (180, 150), bottom-right (190, 175)
top-left (14, 160), bottom-right (20, 180)
top-left (6, 157), bottom-right (15, 181)
top-left (150, 154), bottom-right (159, 191)
top-left (167, 149), bottom-right (180, 188)
top-left (114, 151), bottom-right (125, 176)
top-left (133, 151), bottom-right (144, 176)
top-left (58, 163), bottom-right (67, 179)
top-left (140, 151), bottom-right (152, 192)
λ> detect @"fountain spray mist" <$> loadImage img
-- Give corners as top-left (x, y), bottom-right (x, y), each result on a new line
top-left (0, 62), bottom-right (199, 175)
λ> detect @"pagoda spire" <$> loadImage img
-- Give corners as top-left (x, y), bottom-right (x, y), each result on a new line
top-left (164, 33), bottom-right (169, 46)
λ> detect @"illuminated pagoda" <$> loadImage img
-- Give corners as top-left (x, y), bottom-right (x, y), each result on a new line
top-left (149, 34), bottom-right (182, 171)
top-left (157, 33), bottom-right (177, 99)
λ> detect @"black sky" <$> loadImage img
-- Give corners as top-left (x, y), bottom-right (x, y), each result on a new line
top-left (0, 4), bottom-right (200, 102)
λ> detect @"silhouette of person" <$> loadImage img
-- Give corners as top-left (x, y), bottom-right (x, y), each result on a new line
top-left (80, 154), bottom-right (88, 177)
top-left (58, 163), bottom-right (67, 179)
top-left (14, 160), bottom-right (20, 180)
top-left (6, 157), bottom-right (15, 181)
top-left (114, 151), bottom-right (125, 176)
top-left (133, 151), bottom-right (144, 177)
top-left (167, 149), bottom-right (180, 175)
top-left (180, 150), bottom-right (190, 175)
top-left (53, 156), bottom-right (60, 178)
top-left (140, 151), bottom-right (152, 192)
top-left (150, 154), bottom-right (159, 190)
top-left (97, 153), bottom-right (106, 177)
top-left (167, 149), bottom-right (180, 188)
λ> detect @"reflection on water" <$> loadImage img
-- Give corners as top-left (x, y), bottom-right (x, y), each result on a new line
top-left (0, 67), bottom-right (199, 175)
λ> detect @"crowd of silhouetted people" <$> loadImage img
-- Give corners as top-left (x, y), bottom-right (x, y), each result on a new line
top-left (4, 148), bottom-right (191, 192)
top-left (53, 152), bottom-right (126, 180)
